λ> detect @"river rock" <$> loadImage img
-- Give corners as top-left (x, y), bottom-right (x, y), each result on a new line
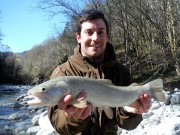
top-left (13, 102), bottom-right (24, 108)
top-left (142, 111), bottom-right (154, 119)
top-left (16, 94), bottom-right (27, 102)
top-left (38, 111), bottom-right (56, 133)
top-left (23, 95), bottom-right (34, 102)
top-left (164, 91), bottom-right (172, 105)
top-left (171, 93), bottom-right (180, 104)
top-left (0, 129), bottom-right (14, 135)
top-left (26, 126), bottom-right (41, 135)
top-left (31, 114), bottom-right (41, 126)
top-left (8, 113), bottom-right (29, 120)
top-left (148, 117), bottom-right (180, 135)
top-left (36, 129), bottom-right (58, 135)
top-left (36, 107), bottom-right (47, 115)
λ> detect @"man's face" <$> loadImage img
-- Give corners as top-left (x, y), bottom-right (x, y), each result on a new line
top-left (76, 19), bottom-right (108, 59)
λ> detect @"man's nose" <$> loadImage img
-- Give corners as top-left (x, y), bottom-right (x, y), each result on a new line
top-left (91, 32), bottom-right (98, 41)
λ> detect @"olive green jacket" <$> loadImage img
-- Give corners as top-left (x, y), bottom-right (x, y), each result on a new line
top-left (48, 43), bottom-right (142, 135)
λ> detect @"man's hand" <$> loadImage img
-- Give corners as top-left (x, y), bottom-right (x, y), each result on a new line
top-left (58, 91), bottom-right (92, 120)
top-left (124, 93), bottom-right (152, 114)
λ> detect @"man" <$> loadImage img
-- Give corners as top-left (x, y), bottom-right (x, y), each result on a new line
top-left (48, 9), bottom-right (151, 135)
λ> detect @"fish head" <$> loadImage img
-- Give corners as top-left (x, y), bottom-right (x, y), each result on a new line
top-left (27, 79), bottom-right (68, 106)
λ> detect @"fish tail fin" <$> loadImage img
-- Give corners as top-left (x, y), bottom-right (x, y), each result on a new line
top-left (147, 79), bottom-right (166, 102)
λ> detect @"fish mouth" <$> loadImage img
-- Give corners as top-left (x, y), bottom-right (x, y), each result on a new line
top-left (27, 94), bottom-right (49, 106)
top-left (27, 95), bottom-right (43, 106)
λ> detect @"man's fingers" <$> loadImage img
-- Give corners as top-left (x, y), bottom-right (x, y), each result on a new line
top-left (139, 94), bottom-right (152, 113)
top-left (81, 103), bottom-right (92, 120)
top-left (59, 91), bottom-right (87, 110)
top-left (129, 100), bottom-right (141, 108)
top-left (58, 91), bottom-right (91, 120)
top-left (72, 108), bottom-right (84, 119)
top-left (66, 106), bottom-right (79, 116)
top-left (58, 95), bottom-right (73, 110)
top-left (123, 94), bottom-right (152, 114)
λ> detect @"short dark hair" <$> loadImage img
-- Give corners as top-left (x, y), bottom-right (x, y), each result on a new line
top-left (77, 9), bottom-right (109, 36)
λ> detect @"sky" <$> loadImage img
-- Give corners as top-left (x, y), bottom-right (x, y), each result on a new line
top-left (0, 0), bottom-right (68, 53)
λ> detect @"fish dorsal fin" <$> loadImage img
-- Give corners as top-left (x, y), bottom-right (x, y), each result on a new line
top-left (130, 83), bottom-right (139, 86)
top-left (97, 79), bottom-right (113, 85)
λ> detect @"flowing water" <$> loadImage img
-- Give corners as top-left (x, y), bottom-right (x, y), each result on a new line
top-left (0, 91), bottom-right (22, 116)
top-left (0, 85), bottom-right (31, 131)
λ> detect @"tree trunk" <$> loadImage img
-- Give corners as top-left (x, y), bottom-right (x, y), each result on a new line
top-left (175, 61), bottom-right (180, 76)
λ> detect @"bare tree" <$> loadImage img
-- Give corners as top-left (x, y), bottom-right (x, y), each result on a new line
top-left (35, 0), bottom-right (83, 18)
top-left (21, 0), bottom-right (179, 83)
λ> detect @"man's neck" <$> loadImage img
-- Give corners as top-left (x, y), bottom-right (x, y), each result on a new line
top-left (92, 55), bottom-right (104, 66)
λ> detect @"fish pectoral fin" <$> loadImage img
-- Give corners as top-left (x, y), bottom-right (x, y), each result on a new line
top-left (70, 97), bottom-right (87, 108)
top-left (103, 107), bottom-right (113, 119)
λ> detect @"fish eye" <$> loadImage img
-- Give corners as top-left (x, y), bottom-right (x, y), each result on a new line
top-left (42, 87), bottom-right (46, 92)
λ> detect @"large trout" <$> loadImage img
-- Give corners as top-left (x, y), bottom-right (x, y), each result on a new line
top-left (27, 76), bottom-right (166, 119)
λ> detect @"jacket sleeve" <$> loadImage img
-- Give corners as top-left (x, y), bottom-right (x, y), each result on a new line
top-left (48, 63), bottom-right (92, 134)
top-left (48, 105), bottom-right (91, 134)
top-left (115, 108), bottom-right (142, 130)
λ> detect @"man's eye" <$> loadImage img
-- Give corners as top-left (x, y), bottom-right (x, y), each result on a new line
top-left (98, 31), bottom-right (104, 35)
top-left (87, 31), bottom-right (93, 35)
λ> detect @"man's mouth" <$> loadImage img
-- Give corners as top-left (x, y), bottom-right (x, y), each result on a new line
top-left (90, 44), bottom-right (101, 48)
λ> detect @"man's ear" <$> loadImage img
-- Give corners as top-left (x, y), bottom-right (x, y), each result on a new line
top-left (76, 33), bottom-right (81, 43)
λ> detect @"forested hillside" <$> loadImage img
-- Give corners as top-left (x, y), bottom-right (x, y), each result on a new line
top-left (0, 0), bottom-right (179, 84)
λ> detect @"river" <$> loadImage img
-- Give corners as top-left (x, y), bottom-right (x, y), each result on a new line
top-left (0, 85), bottom-right (32, 133)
